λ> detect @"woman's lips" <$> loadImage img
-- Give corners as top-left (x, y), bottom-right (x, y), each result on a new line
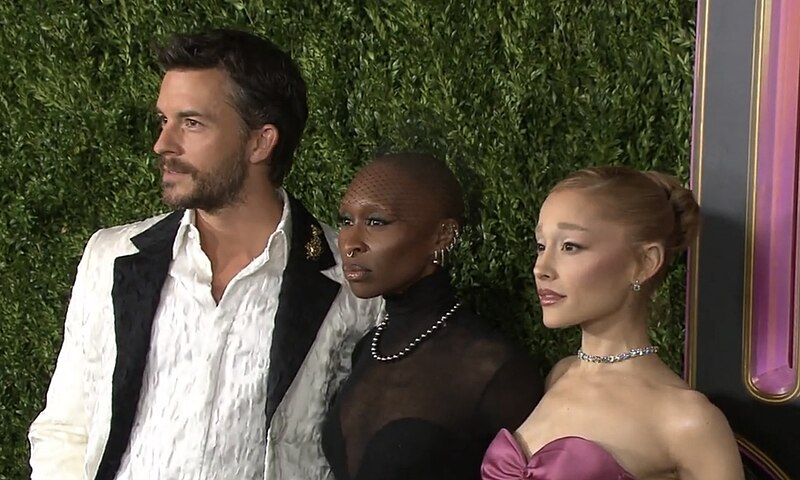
top-left (537, 289), bottom-right (565, 306)
top-left (343, 264), bottom-right (370, 281)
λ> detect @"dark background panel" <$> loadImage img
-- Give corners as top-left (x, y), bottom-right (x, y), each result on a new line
top-left (692, 0), bottom-right (800, 477)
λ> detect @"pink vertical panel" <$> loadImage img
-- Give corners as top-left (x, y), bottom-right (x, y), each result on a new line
top-left (750, 0), bottom-right (800, 397)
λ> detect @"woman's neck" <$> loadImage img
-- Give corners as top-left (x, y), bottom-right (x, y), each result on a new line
top-left (578, 303), bottom-right (653, 357)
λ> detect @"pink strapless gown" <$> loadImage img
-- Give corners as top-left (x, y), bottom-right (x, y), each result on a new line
top-left (481, 429), bottom-right (636, 479)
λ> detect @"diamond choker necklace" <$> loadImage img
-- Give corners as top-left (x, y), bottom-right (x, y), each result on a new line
top-left (577, 345), bottom-right (659, 364)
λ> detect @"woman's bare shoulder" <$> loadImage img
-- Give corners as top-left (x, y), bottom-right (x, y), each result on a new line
top-left (658, 386), bottom-right (724, 427)
top-left (654, 387), bottom-right (744, 479)
top-left (545, 355), bottom-right (579, 390)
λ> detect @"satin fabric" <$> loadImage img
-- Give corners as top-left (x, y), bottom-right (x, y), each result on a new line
top-left (481, 429), bottom-right (635, 480)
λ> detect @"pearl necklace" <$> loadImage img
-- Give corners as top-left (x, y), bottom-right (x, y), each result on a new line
top-left (577, 345), bottom-right (659, 364)
top-left (371, 302), bottom-right (461, 362)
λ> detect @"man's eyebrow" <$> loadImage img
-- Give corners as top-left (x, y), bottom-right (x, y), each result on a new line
top-left (154, 109), bottom-right (209, 118)
top-left (176, 110), bottom-right (207, 118)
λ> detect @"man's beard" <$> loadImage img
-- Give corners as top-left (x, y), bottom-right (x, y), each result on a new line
top-left (160, 148), bottom-right (248, 213)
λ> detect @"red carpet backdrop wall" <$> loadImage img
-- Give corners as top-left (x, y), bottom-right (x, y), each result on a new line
top-left (688, 0), bottom-right (800, 478)
top-left (0, 2), bottom-right (696, 478)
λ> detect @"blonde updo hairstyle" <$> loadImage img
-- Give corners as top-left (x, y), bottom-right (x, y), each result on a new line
top-left (550, 165), bottom-right (700, 292)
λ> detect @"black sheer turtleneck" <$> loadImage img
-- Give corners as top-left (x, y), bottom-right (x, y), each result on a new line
top-left (322, 269), bottom-right (544, 480)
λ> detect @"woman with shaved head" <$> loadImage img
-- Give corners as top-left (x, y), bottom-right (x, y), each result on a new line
top-left (321, 152), bottom-right (544, 480)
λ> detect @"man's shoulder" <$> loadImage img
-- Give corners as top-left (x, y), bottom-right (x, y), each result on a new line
top-left (316, 221), bottom-right (345, 282)
top-left (285, 197), bottom-right (341, 263)
top-left (317, 221), bottom-right (339, 253)
top-left (86, 211), bottom-right (176, 253)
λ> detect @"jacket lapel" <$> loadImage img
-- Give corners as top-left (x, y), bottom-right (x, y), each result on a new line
top-left (94, 210), bottom-right (183, 480)
top-left (92, 197), bottom-right (340, 473)
top-left (266, 195), bottom-right (341, 430)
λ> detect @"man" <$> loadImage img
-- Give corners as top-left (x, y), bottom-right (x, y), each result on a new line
top-left (29, 29), bottom-right (380, 480)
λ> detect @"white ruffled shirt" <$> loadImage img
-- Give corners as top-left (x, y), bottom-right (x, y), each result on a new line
top-left (28, 191), bottom-right (381, 480)
top-left (116, 196), bottom-right (290, 480)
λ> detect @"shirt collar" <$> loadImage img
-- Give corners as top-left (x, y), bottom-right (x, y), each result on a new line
top-left (171, 188), bottom-right (293, 262)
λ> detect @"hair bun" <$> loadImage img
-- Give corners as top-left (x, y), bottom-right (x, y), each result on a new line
top-left (643, 171), bottom-right (700, 251)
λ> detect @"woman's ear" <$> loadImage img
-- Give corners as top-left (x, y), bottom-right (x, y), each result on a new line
top-left (434, 219), bottom-right (460, 252)
top-left (637, 242), bottom-right (665, 284)
top-left (248, 124), bottom-right (279, 165)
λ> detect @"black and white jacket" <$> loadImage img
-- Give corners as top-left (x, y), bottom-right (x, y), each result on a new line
top-left (29, 195), bottom-right (380, 480)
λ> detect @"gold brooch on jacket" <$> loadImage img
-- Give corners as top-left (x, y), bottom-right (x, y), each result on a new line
top-left (305, 225), bottom-right (322, 260)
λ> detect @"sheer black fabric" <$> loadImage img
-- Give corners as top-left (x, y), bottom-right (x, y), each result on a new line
top-left (322, 269), bottom-right (544, 480)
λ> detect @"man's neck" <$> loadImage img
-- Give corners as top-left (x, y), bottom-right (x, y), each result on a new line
top-left (194, 187), bottom-right (286, 303)
top-left (195, 187), bottom-right (285, 261)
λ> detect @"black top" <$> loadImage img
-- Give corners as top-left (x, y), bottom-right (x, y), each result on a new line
top-left (322, 269), bottom-right (544, 480)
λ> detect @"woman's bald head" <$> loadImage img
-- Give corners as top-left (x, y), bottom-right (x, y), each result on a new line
top-left (356, 152), bottom-right (465, 224)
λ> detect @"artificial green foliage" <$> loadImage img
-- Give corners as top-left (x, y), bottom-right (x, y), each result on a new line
top-left (0, 0), bottom-right (695, 477)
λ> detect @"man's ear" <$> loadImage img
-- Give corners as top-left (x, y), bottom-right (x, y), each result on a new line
top-left (248, 124), bottom-right (279, 165)
top-left (636, 242), bottom-right (665, 284)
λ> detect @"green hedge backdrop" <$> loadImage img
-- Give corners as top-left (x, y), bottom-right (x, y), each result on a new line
top-left (0, 1), bottom-right (695, 477)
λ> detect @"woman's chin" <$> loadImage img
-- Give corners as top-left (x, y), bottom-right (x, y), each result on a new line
top-left (348, 283), bottom-right (381, 300)
top-left (541, 315), bottom-right (574, 329)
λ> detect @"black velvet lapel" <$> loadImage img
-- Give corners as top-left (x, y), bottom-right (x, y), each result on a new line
top-left (92, 196), bottom-right (340, 476)
top-left (266, 195), bottom-right (340, 431)
top-left (94, 210), bottom-right (183, 480)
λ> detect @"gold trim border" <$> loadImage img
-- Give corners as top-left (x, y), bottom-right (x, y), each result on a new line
top-left (686, 0), bottom-right (711, 389)
top-left (741, 0), bottom-right (800, 403)
top-left (737, 435), bottom-right (792, 480)
top-left (686, 0), bottom-right (710, 389)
